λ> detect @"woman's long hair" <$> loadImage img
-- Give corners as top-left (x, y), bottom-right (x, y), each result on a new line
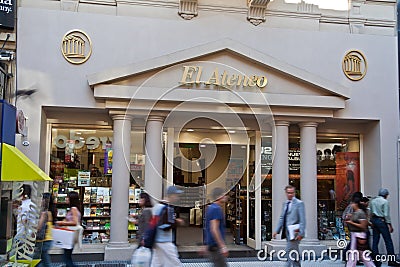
top-left (140, 192), bottom-right (153, 208)
top-left (68, 191), bottom-right (81, 212)
top-left (42, 192), bottom-right (57, 224)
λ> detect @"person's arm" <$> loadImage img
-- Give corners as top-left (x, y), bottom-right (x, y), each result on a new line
top-left (346, 218), bottom-right (368, 231)
top-left (210, 219), bottom-right (228, 256)
top-left (383, 201), bottom-right (393, 232)
top-left (57, 207), bottom-right (79, 226)
top-left (37, 211), bottom-right (47, 231)
top-left (297, 201), bottom-right (306, 240)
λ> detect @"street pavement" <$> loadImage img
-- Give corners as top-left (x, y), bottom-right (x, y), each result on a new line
top-left (50, 258), bottom-right (393, 266)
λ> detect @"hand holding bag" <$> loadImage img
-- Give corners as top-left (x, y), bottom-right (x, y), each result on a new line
top-left (131, 247), bottom-right (151, 267)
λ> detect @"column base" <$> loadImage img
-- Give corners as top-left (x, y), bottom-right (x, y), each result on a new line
top-left (104, 243), bottom-right (136, 261)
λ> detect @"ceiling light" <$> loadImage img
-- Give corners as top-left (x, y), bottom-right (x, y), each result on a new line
top-left (187, 129), bottom-right (194, 132)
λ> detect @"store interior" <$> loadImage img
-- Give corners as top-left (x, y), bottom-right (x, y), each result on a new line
top-left (48, 127), bottom-right (361, 246)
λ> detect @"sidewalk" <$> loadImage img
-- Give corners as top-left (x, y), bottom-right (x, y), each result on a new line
top-left (50, 258), bottom-right (392, 267)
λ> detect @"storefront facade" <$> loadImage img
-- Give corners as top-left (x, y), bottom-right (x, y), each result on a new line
top-left (16, 0), bottom-right (399, 259)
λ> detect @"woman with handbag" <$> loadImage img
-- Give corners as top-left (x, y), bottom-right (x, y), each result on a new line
top-left (345, 196), bottom-right (375, 267)
top-left (56, 191), bottom-right (81, 267)
top-left (35, 193), bottom-right (56, 267)
top-left (130, 192), bottom-right (153, 266)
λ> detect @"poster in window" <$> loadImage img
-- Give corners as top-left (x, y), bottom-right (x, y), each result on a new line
top-left (335, 152), bottom-right (360, 211)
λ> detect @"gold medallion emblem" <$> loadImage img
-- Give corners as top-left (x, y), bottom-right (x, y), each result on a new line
top-left (342, 50), bottom-right (367, 81)
top-left (61, 30), bottom-right (92, 64)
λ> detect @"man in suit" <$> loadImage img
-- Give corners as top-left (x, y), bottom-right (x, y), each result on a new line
top-left (273, 185), bottom-right (306, 267)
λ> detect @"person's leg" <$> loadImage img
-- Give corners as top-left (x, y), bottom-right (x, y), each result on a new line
top-left (160, 242), bottom-right (182, 266)
top-left (286, 240), bottom-right (300, 267)
top-left (208, 247), bottom-right (227, 267)
top-left (63, 248), bottom-right (76, 267)
top-left (371, 218), bottom-right (381, 256)
top-left (346, 232), bottom-right (358, 267)
top-left (40, 241), bottom-right (53, 267)
top-left (379, 224), bottom-right (395, 256)
top-left (150, 243), bottom-right (162, 267)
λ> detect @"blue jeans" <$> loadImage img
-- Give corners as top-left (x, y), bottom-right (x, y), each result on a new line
top-left (371, 217), bottom-right (394, 257)
top-left (63, 248), bottom-right (77, 267)
top-left (36, 241), bottom-right (53, 267)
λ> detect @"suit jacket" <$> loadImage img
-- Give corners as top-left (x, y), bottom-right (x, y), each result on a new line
top-left (275, 197), bottom-right (306, 238)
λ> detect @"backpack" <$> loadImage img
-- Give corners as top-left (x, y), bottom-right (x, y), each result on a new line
top-left (142, 205), bottom-right (167, 249)
top-left (37, 212), bottom-right (48, 241)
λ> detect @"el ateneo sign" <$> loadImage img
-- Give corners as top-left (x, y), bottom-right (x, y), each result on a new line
top-left (0, 0), bottom-right (14, 30)
top-left (180, 66), bottom-right (268, 89)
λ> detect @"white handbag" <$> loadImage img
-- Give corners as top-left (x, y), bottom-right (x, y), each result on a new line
top-left (131, 247), bottom-right (152, 267)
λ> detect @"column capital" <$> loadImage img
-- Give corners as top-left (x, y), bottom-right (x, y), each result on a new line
top-left (111, 114), bottom-right (133, 121)
top-left (298, 122), bottom-right (318, 128)
top-left (274, 120), bottom-right (290, 127)
top-left (147, 115), bottom-right (165, 122)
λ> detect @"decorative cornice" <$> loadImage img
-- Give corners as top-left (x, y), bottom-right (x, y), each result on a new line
top-left (178, 0), bottom-right (198, 20)
top-left (247, 0), bottom-right (270, 26)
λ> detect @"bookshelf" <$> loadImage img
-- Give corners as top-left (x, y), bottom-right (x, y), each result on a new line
top-left (128, 187), bottom-right (142, 241)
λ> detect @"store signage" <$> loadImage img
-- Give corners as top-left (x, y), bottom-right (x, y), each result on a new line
top-left (0, 0), bottom-right (14, 30)
top-left (53, 134), bottom-right (113, 150)
top-left (180, 66), bottom-right (268, 89)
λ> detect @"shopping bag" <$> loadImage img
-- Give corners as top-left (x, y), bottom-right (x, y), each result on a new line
top-left (131, 247), bottom-right (151, 267)
top-left (52, 227), bottom-right (76, 249)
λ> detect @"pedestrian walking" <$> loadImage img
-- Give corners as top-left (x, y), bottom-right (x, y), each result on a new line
top-left (272, 185), bottom-right (305, 267)
top-left (151, 186), bottom-right (184, 267)
top-left (129, 192), bottom-right (153, 244)
top-left (205, 187), bottom-right (229, 267)
top-left (344, 196), bottom-right (375, 267)
top-left (55, 191), bottom-right (81, 267)
top-left (370, 189), bottom-right (397, 266)
top-left (34, 193), bottom-right (56, 267)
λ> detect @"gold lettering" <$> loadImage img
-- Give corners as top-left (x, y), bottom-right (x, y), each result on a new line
top-left (236, 75), bottom-right (243, 86)
top-left (221, 71), bottom-right (228, 86)
top-left (227, 74), bottom-right (238, 86)
top-left (256, 76), bottom-right (268, 88)
top-left (195, 66), bottom-right (203, 84)
top-left (180, 66), bottom-right (197, 84)
top-left (205, 68), bottom-right (220, 85)
top-left (243, 76), bottom-right (256, 87)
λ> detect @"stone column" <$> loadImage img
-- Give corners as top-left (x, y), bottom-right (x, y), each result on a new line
top-left (144, 116), bottom-right (164, 201)
top-left (105, 114), bottom-right (134, 260)
top-left (299, 122), bottom-right (323, 250)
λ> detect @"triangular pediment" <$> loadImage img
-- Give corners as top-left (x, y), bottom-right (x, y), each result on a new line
top-left (88, 38), bottom-right (350, 100)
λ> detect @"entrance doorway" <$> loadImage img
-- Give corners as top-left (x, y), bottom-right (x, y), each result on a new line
top-left (172, 138), bottom-right (251, 247)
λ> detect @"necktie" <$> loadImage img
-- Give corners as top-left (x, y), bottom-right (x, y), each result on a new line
top-left (281, 201), bottom-right (291, 239)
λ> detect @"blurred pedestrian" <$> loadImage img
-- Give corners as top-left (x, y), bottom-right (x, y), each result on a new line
top-left (205, 187), bottom-right (228, 267)
top-left (129, 192), bottom-right (153, 245)
top-left (344, 196), bottom-right (375, 267)
top-left (35, 192), bottom-right (56, 267)
top-left (151, 186), bottom-right (184, 267)
top-left (272, 185), bottom-right (305, 267)
top-left (56, 191), bottom-right (81, 267)
top-left (370, 189), bottom-right (396, 267)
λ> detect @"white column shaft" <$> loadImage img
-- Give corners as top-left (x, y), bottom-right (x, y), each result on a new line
top-left (299, 122), bottom-right (318, 241)
top-left (144, 116), bottom-right (164, 201)
top-left (109, 116), bottom-right (131, 246)
top-left (272, 121), bottom-right (290, 235)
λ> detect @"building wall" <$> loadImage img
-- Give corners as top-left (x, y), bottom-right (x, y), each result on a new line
top-left (16, 0), bottom-right (400, 249)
